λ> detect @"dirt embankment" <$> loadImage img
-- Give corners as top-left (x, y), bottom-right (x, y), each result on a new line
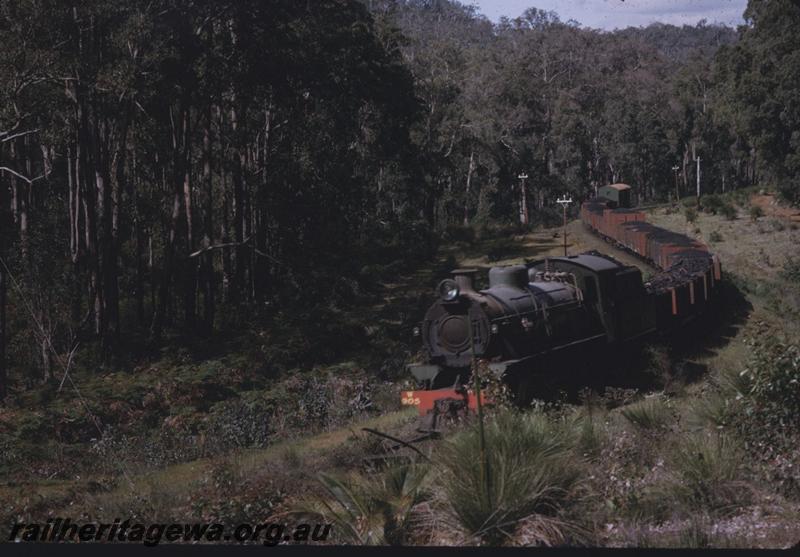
top-left (751, 194), bottom-right (800, 222)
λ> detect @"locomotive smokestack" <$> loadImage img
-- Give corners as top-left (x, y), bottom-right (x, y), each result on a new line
top-left (452, 268), bottom-right (478, 292)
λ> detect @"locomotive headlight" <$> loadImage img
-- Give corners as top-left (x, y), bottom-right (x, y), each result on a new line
top-left (412, 326), bottom-right (421, 337)
top-left (436, 279), bottom-right (460, 302)
top-left (491, 323), bottom-right (499, 334)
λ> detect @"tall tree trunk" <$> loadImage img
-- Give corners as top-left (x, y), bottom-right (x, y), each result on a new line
top-left (152, 190), bottom-right (181, 340)
top-left (133, 152), bottom-right (145, 326)
top-left (149, 231), bottom-right (156, 321)
top-left (255, 101), bottom-right (272, 302)
top-left (183, 131), bottom-right (196, 324)
top-left (221, 172), bottom-right (232, 302)
top-left (105, 106), bottom-right (132, 343)
top-left (463, 148), bottom-right (474, 226)
top-left (40, 319), bottom-right (51, 382)
top-left (92, 168), bottom-right (106, 338)
top-left (201, 105), bottom-right (215, 336)
top-left (151, 103), bottom-right (190, 340)
top-left (9, 141), bottom-right (28, 259)
top-left (245, 147), bottom-right (255, 301)
top-left (219, 103), bottom-right (232, 303)
top-left (76, 96), bottom-right (102, 338)
top-left (182, 109), bottom-right (196, 330)
top-left (0, 177), bottom-right (7, 403)
top-left (231, 104), bottom-right (246, 301)
top-left (67, 143), bottom-right (83, 328)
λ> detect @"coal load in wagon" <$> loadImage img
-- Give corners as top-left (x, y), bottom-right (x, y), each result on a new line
top-left (645, 252), bottom-right (711, 294)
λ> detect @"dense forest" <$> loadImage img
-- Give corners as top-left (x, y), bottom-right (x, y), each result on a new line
top-left (0, 0), bottom-right (799, 400)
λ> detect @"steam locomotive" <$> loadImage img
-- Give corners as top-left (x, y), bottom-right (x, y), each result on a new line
top-left (404, 184), bottom-right (722, 411)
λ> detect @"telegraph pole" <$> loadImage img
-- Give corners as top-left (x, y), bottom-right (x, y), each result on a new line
top-left (672, 165), bottom-right (680, 201)
top-left (556, 194), bottom-right (573, 257)
top-left (518, 173), bottom-right (529, 226)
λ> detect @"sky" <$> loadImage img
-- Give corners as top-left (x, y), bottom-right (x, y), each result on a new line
top-left (470, 0), bottom-right (748, 30)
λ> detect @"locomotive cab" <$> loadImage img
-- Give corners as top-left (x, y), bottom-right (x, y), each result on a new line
top-left (527, 253), bottom-right (656, 343)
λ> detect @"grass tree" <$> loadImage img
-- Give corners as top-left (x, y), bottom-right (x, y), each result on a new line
top-left (436, 410), bottom-right (583, 546)
top-left (295, 463), bottom-right (431, 545)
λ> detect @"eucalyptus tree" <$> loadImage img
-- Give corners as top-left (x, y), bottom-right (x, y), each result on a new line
top-left (715, 0), bottom-right (800, 202)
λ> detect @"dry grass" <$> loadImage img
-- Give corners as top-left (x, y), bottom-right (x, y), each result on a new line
top-left (39, 408), bottom-right (418, 525)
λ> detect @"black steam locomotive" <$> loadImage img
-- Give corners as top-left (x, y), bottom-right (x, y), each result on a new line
top-left (408, 252), bottom-right (656, 394)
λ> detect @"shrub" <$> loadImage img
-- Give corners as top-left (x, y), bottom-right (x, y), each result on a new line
top-left (721, 330), bottom-right (800, 498)
top-left (598, 387), bottom-right (639, 409)
top-left (443, 224), bottom-right (476, 244)
top-left (778, 179), bottom-right (800, 207)
top-left (486, 238), bottom-right (518, 262)
top-left (700, 194), bottom-right (722, 214)
top-left (204, 395), bottom-right (274, 450)
top-left (780, 256), bottom-right (800, 285)
top-left (620, 397), bottom-right (670, 431)
top-left (668, 433), bottom-right (751, 515)
top-left (731, 190), bottom-right (748, 207)
top-left (771, 218), bottom-right (786, 231)
top-left (15, 412), bottom-right (50, 442)
top-left (480, 222), bottom-right (524, 240)
top-left (718, 365), bottom-right (753, 399)
top-left (719, 203), bottom-right (737, 220)
top-left (437, 410), bottom-right (582, 545)
top-left (531, 206), bottom-right (564, 228)
top-left (739, 335), bottom-right (800, 433)
top-left (684, 206), bottom-right (698, 223)
top-left (709, 230), bottom-right (723, 243)
top-left (749, 205), bottom-right (764, 221)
